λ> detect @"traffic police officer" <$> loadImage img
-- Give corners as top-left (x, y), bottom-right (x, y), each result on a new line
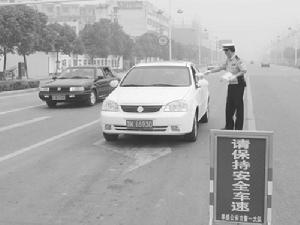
top-left (204, 43), bottom-right (247, 130)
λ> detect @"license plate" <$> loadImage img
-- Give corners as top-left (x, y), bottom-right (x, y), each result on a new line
top-left (52, 95), bottom-right (65, 100)
top-left (126, 120), bottom-right (153, 128)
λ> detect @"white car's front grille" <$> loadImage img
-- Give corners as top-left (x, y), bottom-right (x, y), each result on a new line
top-left (121, 105), bottom-right (162, 113)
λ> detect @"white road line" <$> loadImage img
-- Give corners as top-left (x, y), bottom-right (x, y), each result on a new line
top-left (124, 147), bottom-right (172, 173)
top-left (0, 104), bottom-right (44, 116)
top-left (0, 92), bottom-right (37, 99)
top-left (246, 76), bottom-right (256, 130)
top-left (0, 119), bottom-right (101, 163)
top-left (93, 139), bottom-right (105, 146)
top-left (93, 140), bottom-right (172, 173)
top-left (0, 116), bottom-right (50, 133)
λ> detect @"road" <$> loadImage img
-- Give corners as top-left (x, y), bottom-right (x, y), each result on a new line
top-left (0, 64), bottom-right (299, 225)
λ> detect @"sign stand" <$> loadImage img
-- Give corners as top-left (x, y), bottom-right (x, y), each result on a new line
top-left (209, 130), bottom-right (273, 225)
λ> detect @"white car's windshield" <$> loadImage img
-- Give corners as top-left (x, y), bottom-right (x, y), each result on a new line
top-left (120, 66), bottom-right (191, 87)
top-left (58, 68), bottom-right (95, 79)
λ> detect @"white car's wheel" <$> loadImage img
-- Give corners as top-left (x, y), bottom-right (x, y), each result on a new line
top-left (200, 97), bottom-right (209, 123)
top-left (103, 133), bottom-right (118, 142)
top-left (184, 113), bottom-right (198, 142)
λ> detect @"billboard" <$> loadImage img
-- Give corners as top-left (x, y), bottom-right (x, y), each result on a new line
top-left (209, 130), bottom-right (273, 225)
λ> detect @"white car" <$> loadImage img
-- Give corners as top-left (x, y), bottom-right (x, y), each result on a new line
top-left (101, 61), bottom-right (209, 142)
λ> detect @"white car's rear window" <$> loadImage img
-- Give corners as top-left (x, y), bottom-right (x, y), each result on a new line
top-left (120, 66), bottom-right (191, 87)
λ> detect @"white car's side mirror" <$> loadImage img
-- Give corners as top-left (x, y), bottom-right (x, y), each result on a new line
top-left (196, 72), bottom-right (204, 81)
top-left (110, 79), bottom-right (119, 88)
top-left (197, 79), bottom-right (208, 88)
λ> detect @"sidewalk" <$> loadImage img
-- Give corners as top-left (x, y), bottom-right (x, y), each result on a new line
top-left (0, 76), bottom-right (52, 96)
top-left (0, 71), bottom-right (126, 96)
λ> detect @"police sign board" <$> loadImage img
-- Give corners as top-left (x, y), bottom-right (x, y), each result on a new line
top-left (158, 35), bottom-right (169, 46)
top-left (209, 130), bottom-right (273, 225)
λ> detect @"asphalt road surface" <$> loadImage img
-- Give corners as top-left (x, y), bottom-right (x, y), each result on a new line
top-left (0, 63), bottom-right (299, 225)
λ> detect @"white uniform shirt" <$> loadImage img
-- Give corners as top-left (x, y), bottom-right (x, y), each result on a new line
top-left (220, 54), bottom-right (247, 84)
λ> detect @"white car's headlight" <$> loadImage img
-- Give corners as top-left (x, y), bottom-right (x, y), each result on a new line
top-left (164, 100), bottom-right (188, 112)
top-left (70, 86), bottom-right (85, 92)
top-left (102, 99), bottom-right (119, 112)
top-left (39, 87), bottom-right (49, 92)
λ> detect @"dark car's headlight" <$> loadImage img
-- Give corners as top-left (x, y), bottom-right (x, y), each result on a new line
top-left (39, 87), bottom-right (49, 92)
top-left (70, 87), bottom-right (84, 92)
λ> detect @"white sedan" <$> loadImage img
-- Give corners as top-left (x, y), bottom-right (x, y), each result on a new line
top-left (101, 61), bottom-right (209, 142)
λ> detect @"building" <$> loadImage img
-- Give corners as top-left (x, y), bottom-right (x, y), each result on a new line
top-left (172, 22), bottom-right (200, 46)
top-left (28, 0), bottom-right (169, 37)
top-left (113, 0), bottom-right (169, 36)
top-left (30, 1), bottom-right (115, 34)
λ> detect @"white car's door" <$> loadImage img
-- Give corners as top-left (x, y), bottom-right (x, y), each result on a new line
top-left (190, 66), bottom-right (204, 118)
top-left (192, 66), bottom-right (209, 118)
top-left (197, 79), bottom-right (209, 116)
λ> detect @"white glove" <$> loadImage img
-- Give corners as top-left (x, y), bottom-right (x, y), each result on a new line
top-left (203, 70), bottom-right (211, 75)
top-left (221, 72), bottom-right (235, 81)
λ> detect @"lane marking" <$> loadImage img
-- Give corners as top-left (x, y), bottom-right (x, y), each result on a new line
top-left (0, 92), bottom-right (37, 99)
top-left (124, 147), bottom-right (171, 173)
top-left (0, 104), bottom-right (44, 116)
top-left (93, 139), bottom-right (105, 146)
top-left (0, 119), bottom-right (101, 163)
top-left (93, 140), bottom-right (172, 173)
top-left (246, 76), bottom-right (256, 130)
top-left (0, 116), bottom-right (50, 133)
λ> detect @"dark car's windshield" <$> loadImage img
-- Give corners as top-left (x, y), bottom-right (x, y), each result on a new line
top-left (120, 66), bottom-right (191, 87)
top-left (58, 68), bottom-right (95, 79)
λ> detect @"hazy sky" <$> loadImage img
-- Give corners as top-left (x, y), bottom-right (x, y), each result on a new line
top-left (150, 0), bottom-right (300, 60)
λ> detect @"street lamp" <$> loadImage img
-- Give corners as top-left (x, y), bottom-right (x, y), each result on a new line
top-left (168, 0), bottom-right (183, 61)
top-left (199, 28), bottom-right (208, 66)
top-left (277, 35), bottom-right (283, 64)
top-left (168, 0), bottom-right (172, 61)
top-left (288, 27), bottom-right (298, 66)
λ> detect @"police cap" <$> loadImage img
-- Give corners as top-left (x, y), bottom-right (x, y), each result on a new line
top-left (222, 43), bottom-right (235, 52)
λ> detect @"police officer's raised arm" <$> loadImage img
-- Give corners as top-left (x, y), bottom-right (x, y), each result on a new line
top-left (204, 63), bottom-right (227, 75)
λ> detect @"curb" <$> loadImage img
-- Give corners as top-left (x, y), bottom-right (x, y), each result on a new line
top-left (0, 87), bottom-right (39, 96)
top-left (0, 78), bottom-right (52, 97)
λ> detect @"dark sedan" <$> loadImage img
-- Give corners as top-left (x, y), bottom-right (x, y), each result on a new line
top-left (39, 66), bottom-right (119, 107)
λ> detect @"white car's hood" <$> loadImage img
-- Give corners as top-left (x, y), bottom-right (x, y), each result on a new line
top-left (108, 87), bottom-right (191, 105)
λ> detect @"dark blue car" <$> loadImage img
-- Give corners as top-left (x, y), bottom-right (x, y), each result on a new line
top-left (39, 66), bottom-right (119, 107)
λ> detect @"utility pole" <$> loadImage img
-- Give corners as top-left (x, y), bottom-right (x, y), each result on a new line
top-left (198, 27), bottom-right (202, 66)
top-left (168, 0), bottom-right (172, 61)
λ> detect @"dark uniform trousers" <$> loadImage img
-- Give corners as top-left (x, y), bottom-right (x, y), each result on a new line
top-left (225, 84), bottom-right (245, 130)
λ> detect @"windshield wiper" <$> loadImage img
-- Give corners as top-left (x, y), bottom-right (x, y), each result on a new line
top-left (149, 84), bottom-right (179, 86)
top-left (57, 77), bottom-right (68, 79)
top-left (121, 84), bottom-right (148, 87)
top-left (70, 76), bottom-right (89, 79)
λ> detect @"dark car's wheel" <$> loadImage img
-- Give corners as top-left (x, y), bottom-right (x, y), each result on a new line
top-left (46, 100), bottom-right (57, 108)
top-left (87, 90), bottom-right (97, 106)
top-left (103, 133), bottom-right (118, 142)
top-left (200, 97), bottom-right (209, 123)
top-left (183, 113), bottom-right (198, 142)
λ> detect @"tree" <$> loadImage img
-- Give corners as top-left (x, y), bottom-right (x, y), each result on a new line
top-left (14, 5), bottom-right (48, 78)
top-left (109, 21), bottom-right (134, 59)
top-left (80, 19), bottom-right (133, 61)
top-left (133, 32), bottom-right (161, 58)
top-left (72, 37), bottom-right (85, 56)
top-left (45, 23), bottom-right (77, 73)
top-left (80, 20), bottom-right (111, 59)
top-left (0, 6), bottom-right (21, 74)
